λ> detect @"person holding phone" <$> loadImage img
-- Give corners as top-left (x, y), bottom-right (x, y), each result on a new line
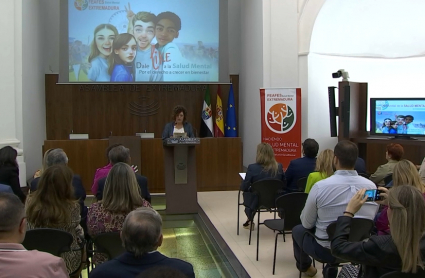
top-left (331, 185), bottom-right (425, 278)
top-left (375, 160), bottom-right (425, 235)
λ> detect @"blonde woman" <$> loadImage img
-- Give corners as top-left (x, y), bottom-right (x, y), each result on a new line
top-left (240, 143), bottom-right (286, 229)
top-left (25, 165), bottom-right (84, 277)
top-left (87, 163), bottom-right (151, 265)
top-left (332, 185), bottom-right (425, 277)
top-left (304, 149), bottom-right (334, 193)
top-left (375, 159), bottom-right (425, 235)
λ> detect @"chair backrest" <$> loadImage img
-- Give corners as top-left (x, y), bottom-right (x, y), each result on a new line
top-left (326, 218), bottom-right (374, 242)
top-left (93, 232), bottom-right (125, 260)
top-left (380, 268), bottom-right (425, 278)
top-left (358, 173), bottom-right (370, 179)
top-left (22, 228), bottom-right (73, 256)
top-left (297, 177), bottom-right (308, 192)
top-left (275, 192), bottom-right (308, 231)
top-left (384, 174), bottom-right (393, 186)
top-left (251, 180), bottom-right (285, 210)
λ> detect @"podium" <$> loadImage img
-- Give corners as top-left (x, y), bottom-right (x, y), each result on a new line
top-left (163, 138), bottom-right (200, 214)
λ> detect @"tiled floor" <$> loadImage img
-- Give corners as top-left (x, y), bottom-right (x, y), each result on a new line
top-left (198, 191), bottom-right (311, 278)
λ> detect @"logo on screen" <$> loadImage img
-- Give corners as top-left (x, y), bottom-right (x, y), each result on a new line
top-left (266, 103), bottom-right (295, 133)
top-left (74, 0), bottom-right (88, 11)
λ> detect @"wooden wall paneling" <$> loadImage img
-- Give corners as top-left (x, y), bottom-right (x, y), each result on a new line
top-left (45, 75), bottom-right (73, 139)
top-left (140, 139), bottom-right (165, 193)
top-left (44, 139), bottom-right (108, 193)
top-left (46, 74), bottom-right (239, 140)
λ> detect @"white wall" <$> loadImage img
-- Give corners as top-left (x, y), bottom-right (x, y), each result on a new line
top-left (307, 0), bottom-right (425, 151)
top-left (22, 0), bottom-right (46, 178)
top-left (240, 0), bottom-right (264, 165)
top-left (228, 0), bottom-right (241, 74)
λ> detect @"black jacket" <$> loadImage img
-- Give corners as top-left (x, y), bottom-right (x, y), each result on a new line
top-left (331, 216), bottom-right (425, 278)
top-left (0, 165), bottom-right (26, 202)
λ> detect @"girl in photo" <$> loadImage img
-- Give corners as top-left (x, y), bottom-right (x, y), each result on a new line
top-left (382, 118), bottom-right (397, 134)
top-left (108, 33), bottom-right (137, 82)
top-left (87, 24), bottom-right (118, 82)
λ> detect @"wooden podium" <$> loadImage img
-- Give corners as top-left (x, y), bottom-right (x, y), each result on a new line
top-left (163, 138), bottom-right (200, 214)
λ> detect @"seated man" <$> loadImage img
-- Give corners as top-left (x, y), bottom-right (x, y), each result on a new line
top-left (89, 207), bottom-right (195, 278)
top-left (285, 138), bottom-right (319, 192)
top-left (30, 148), bottom-right (86, 217)
top-left (0, 192), bottom-right (68, 277)
top-left (292, 140), bottom-right (378, 278)
top-left (95, 145), bottom-right (151, 203)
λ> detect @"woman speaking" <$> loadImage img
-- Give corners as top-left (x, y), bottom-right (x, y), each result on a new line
top-left (162, 105), bottom-right (195, 139)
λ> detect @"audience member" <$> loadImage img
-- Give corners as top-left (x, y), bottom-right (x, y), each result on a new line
top-left (25, 165), bottom-right (84, 275)
top-left (354, 157), bottom-right (367, 175)
top-left (30, 148), bottom-right (86, 220)
top-left (0, 146), bottom-right (25, 202)
top-left (369, 143), bottom-right (404, 185)
top-left (95, 145), bottom-right (151, 203)
top-left (91, 144), bottom-right (122, 194)
top-left (240, 143), bottom-right (286, 230)
top-left (292, 140), bottom-right (378, 278)
top-left (89, 207), bottom-right (195, 278)
top-left (285, 138), bottom-right (318, 192)
top-left (375, 159), bottom-right (425, 235)
top-left (332, 185), bottom-right (425, 277)
top-left (32, 148), bottom-right (54, 179)
top-left (0, 192), bottom-right (68, 278)
top-left (136, 266), bottom-right (187, 278)
top-left (305, 149), bottom-right (334, 193)
top-left (419, 156), bottom-right (425, 183)
top-left (88, 163), bottom-right (152, 265)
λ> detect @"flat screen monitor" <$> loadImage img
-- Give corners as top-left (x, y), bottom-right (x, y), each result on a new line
top-left (370, 98), bottom-right (425, 138)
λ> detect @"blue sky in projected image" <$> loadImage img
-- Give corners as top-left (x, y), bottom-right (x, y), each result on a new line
top-left (69, 0), bottom-right (219, 45)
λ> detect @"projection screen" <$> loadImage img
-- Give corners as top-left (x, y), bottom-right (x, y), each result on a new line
top-left (60, 0), bottom-right (228, 83)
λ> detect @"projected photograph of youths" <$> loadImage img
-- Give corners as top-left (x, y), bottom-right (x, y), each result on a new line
top-left (373, 100), bottom-right (425, 135)
top-left (69, 0), bottom-right (219, 83)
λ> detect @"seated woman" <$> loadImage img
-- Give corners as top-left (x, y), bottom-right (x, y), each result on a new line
top-left (331, 185), bottom-right (425, 278)
top-left (162, 105), bottom-right (195, 139)
top-left (87, 162), bottom-right (152, 265)
top-left (240, 143), bottom-right (286, 230)
top-left (369, 143), bottom-right (404, 185)
top-left (375, 159), bottom-right (425, 235)
top-left (0, 146), bottom-right (26, 202)
top-left (305, 149), bottom-right (334, 193)
top-left (25, 165), bottom-right (84, 276)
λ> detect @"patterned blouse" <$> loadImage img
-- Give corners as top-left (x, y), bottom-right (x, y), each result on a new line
top-left (87, 199), bottom-right (152, 265)
top-left (26, 197), bottom-right (83, 274)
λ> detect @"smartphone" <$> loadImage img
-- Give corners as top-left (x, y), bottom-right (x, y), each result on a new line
top-left (364, 189), bottom-right (383, 202)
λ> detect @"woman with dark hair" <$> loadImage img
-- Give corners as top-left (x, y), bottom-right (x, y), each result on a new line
top-left (382, 118), bottom-right (397, 134)
top-left (331, 185), bottom-right (425, 277)
top-left (370, 143), bottom-right (404, 185)
top-left (162, 105), bottom-right (195, 139)
top-left (240, 143), bottom-right (286, 230)
top-left (0, 146), bottom-right (25, 202)
top-left (108, 33), bottom-right (137, 82)
top-left (26, 165), bottom-right (84, 277)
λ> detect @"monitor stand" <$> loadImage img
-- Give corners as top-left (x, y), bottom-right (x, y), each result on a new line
top-left (389, 135), bottom-right (418, 140)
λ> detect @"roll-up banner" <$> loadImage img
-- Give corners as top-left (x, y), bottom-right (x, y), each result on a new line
top-left (260, 88), bottom-right (302, 168)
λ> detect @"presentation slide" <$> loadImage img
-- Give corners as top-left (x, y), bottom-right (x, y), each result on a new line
top-left (373, 100), bottom-right (425, 135)
top-left (69, 0), bottom-right (219, 82)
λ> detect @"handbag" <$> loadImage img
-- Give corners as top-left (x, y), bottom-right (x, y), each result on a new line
top-left (338, 264), bottom-right (360, 278)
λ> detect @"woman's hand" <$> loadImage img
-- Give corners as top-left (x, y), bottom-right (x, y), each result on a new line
top-left (345, 188), bottom-right (368, 215)
top-left (376, 187), bottom-right (389, 206)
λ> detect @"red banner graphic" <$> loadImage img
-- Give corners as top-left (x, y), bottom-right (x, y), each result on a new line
top-left (260, 88), bottom-right (302, 168)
